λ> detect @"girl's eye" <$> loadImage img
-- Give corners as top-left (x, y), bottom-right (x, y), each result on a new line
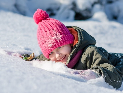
top-left (58, 47), bottom-right (61, 49)
top-left (49, 52), bottom-right (53, 55)
top-left (58, 45), bottom-right (64, 49)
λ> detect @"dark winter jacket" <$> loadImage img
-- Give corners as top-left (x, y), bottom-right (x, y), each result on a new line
top-left (66, 26), bottom-right (123, 89)
top-left (36, 26), bottom-right (123, 89)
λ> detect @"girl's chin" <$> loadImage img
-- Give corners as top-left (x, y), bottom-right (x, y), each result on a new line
top-left (60, 59), bottom-right (67, 64)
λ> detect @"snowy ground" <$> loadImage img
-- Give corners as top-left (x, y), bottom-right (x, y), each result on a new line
top-left (0, 10), bottom-right (123, 93)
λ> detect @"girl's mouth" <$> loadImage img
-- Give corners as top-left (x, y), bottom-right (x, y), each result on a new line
top-left (59, 55), bottom-right (66, 61)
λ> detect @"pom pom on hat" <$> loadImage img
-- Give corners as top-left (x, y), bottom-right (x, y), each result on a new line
top-left (33, 9), bottom-right (49, 24)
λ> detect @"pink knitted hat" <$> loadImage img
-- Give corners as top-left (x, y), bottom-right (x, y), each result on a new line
top-left (33, 9), bottom-right (74, 58)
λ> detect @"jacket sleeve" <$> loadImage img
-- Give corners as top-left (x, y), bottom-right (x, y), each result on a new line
top-left (36, 54), bottom-right (50, 61)
top-left (83, 45), bottom-right (123, 89)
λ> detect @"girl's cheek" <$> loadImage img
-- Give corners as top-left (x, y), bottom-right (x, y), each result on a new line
top-left (49, 57), bottom-right (53, 61)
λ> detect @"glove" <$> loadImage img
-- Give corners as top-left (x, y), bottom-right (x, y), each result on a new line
top-left (21, 53), bottom-right (35, 61)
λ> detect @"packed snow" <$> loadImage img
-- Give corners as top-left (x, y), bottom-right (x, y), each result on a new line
top-left (0, 0), bottom-right (123, 93)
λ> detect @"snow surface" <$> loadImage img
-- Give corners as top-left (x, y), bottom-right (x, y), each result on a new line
top-left (0, 0), bottom-right (123, 93)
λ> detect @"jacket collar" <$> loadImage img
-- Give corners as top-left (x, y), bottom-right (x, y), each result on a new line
top-left (66, 26), bottom-right (96, 66)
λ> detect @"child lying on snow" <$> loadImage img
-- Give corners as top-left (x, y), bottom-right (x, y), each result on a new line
top-left (23, 9), bottom-right (123, 89)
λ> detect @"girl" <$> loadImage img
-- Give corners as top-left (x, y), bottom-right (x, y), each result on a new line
top-left (31, 9), bottom-right (123, 89)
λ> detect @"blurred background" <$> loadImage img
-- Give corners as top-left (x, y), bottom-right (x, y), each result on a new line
top-left (0, 0), bottom-right (123, 24)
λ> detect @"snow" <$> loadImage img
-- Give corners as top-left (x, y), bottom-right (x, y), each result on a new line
top-left (0, 0), bottom-right (123, 93)
top-left (104, 0), bottom-right (123, 24)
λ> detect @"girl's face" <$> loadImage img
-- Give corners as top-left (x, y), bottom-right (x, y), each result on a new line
top-left (49, 44), bottom-right (72, 64)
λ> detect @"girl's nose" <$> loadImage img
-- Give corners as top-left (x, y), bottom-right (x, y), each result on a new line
top-left (56, 52), bottom-right (61, 60)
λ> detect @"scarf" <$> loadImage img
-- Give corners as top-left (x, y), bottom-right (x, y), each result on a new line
top-left (67, 50), bottom-right (83, 68)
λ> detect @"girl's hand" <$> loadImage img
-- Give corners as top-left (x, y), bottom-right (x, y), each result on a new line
top-left (21, 53), bottom-right (35, 61)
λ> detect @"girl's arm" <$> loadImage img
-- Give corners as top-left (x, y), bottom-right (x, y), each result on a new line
top-left (36, 54), bottom-right (50, 61)
top-left (83, 45), bottom-right (123, 89)
top-left (21, 53), bottom-right (49, 61)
